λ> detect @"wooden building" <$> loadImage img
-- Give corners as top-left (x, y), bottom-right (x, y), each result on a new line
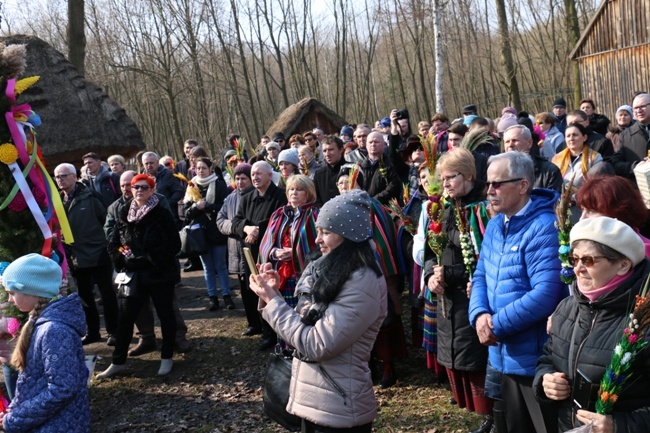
top-left (570, 0), bottom-right (650, 117)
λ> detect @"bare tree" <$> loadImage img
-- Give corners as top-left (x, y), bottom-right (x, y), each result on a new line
top-left (67, 0), bottom-right (86, 75)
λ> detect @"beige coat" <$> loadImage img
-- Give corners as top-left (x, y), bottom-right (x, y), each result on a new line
top-left (260, 267), bottom-right (387, 428)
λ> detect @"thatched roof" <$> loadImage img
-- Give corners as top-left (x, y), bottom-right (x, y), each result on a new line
top-left (265, 97), bottom-right (348, 138)
top-left (0, 35), bottom-right (145, 170)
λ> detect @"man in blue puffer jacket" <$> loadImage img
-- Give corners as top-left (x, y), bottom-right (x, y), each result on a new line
top-left (468, 152), bottom-right (568, 433)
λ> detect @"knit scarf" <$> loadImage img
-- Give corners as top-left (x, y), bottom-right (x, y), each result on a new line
top-left (553, 146), bottom-right (596, 177)
top-left (190, 173), bottom-right (217, 204)
top-left (578, 270), bottom-right (633, 303)
top-left (127, 194), bottom-right (160, 223)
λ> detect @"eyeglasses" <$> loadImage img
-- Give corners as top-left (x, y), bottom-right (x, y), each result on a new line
top-left (305, 137), bottom-right (314, 142)
top-left (441, 172), bottom-right (462, 183)
top-left (568, 254), bottom-right (609, 267)
top-left (132, 185), bottom-right (151, 191)
top-left (633, 103), bottom-right (650, 112)
top-left (486, 178), bottom-right (523, 189)
top-left (54, 173), bottom-right (74, 180)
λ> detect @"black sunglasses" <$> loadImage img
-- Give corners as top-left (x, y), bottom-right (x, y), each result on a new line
top-left (132, 185), bottom-right (151, 191)
top-left (485, 178), bottom-right (523, 189)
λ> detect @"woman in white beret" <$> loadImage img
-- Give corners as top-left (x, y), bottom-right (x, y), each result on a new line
top-left (534, 217), bottom-right (650, 433)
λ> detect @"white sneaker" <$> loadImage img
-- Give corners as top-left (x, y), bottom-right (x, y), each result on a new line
top-left (158, 359), bottom-right (173, 376)
top-left (96, 363), bottom-right (127, 379)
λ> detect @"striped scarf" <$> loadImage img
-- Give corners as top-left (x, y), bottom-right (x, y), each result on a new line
top-left (258, 203), bottom-right (319, 276)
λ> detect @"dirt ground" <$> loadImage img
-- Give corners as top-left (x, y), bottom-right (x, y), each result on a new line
top-left (81, 270), bottom-right (481, 433)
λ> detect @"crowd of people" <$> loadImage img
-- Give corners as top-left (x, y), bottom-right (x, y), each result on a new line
top-left (0, 92), bottom-right (650, 432)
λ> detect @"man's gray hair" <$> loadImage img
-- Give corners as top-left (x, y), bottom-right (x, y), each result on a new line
top-left (252, 160), bottom-right (273, 174)
top-left (504, 124), bottom-right (532, 141)
top-left (54, 163), bottom-right (77, 176)
top-left (142, 151), bottom-right (159, 161)
top-left (488, 151), bottom-right (534, 194)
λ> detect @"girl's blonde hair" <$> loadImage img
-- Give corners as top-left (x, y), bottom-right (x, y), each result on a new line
top-left (11, 298), bottom-right (50, 371)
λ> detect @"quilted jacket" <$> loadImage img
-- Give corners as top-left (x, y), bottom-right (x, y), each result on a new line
top-left (4, 294), bottom-right (90, 433)
top-left (261, 265), bottom-right (387, 428)
top-left (534, 260), bottom-right (650, 432)
top-left (468, 188), bottom-right (567, 377)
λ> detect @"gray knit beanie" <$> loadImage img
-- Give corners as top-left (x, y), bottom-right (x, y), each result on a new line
top-left (278, 149), bottom-right (300, 168)
top-left (316, 189), bottom-right (372, 242)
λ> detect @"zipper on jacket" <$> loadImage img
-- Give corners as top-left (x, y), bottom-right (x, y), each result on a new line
top-left (319, 365), bottom-right (348, 406)
top-left (571, 308), bottom-right (599, 427)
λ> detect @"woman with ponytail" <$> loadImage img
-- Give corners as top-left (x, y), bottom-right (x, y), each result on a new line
top-left (250, 190), bottom-right (387, 432)
top-left (551, 122), bottom-right (602, 189)
top-left (0, 254), bottom-right (89, 432)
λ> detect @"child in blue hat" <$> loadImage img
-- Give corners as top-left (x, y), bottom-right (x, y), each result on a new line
top-left (0, 253), bottom-right (90, 432)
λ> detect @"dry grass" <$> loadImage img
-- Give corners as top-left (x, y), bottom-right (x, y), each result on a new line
top-left (83, 273), bottom-right (481, 432)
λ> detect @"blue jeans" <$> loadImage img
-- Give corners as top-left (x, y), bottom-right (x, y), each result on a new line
top-left (2, 363), bottom-right (17, 401)
top-left (199, 244), bottom-right (231, 297)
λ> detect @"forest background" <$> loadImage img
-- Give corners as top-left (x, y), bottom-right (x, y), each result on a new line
top-left (0, 0), bottom-right (601, 161)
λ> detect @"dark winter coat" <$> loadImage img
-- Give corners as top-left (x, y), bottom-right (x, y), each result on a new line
top-left (533, 156), bottom-right (563, 193)
top-left (62, 183), bottom-right (110, 270)
top-left (80, 167), bottom-right (121, 208)
top-left (108, 198), bottom-right (181, 286)
top-left (104, 193), bottom-right (172, 240)
top-left (423, 182), bottom-right (488, 371)
top-left (4, 294), bottom-right (90, 433)
top-left (313, 158), bottom-right (345, 207)
top-left (231, 182), bottom-right (288, 259)
top-left (152, 165), bottom-right (184, 212)
top-left (611, 121), bottom-right (650, 178)
top-left (184, 180), bottom-right (231, 245)
top-left (589, 113), bottom-right (611, 136)
top-left (534, 260), bottom-right (650, 432)
top-left (359, 157), bottom-right (403, 205)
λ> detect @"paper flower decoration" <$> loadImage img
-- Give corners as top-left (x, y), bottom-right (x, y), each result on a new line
top-left (8, 192), bottom-right (27, 212)
top-left (0, 143), bottom-right (18, 165)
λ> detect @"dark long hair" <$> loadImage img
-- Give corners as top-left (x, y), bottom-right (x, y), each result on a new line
top-left (301, 238), bottom-right (382, 325)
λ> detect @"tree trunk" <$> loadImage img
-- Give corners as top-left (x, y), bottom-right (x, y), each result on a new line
top-left (564, 0), bottom-right (581, 104)
top-left (67, 0), bottom-right (86, 75)
top-left (495, 0), bottom-right (521, 110)
top-left (433, 0), bottom-right (444, 113)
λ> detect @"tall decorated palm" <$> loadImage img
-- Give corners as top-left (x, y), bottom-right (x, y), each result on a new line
top-left (0, 43), bottom-right (72, 265)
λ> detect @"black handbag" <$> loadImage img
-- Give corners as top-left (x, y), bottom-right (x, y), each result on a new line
top-left (115, 271), bottom-right (138, 298)
top-left (179, 224), bottom-right (208, 256)
top-left (263, 349), bottom-right (300, 431)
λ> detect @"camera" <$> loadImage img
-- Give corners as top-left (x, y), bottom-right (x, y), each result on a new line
top-left (395, 109), bottom-right (410, 120)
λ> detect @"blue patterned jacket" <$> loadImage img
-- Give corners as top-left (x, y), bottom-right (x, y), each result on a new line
top-left (4, 294), bottom-right (90, 433)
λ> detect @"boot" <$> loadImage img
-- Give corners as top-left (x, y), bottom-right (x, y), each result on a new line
top-left (492, 409), bottom-right (507, 433)
top-left (208, 296), bottom-right (219, 311)
top-left (158, 359), bottom-right (173, 376)
top-left (468, 415), bottom-right (493, 433)
top-left (223, 295), bottom-right (235, 310)
top-left (96, 363), bottom-right (127, 379)
top-left (379, 361), bottom-right (397, 389)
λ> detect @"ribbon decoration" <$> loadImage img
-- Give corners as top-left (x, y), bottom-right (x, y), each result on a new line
top-left (6, 160), bottom-right (52, 242)
top-left (1, 77), bottom-right (74, 258)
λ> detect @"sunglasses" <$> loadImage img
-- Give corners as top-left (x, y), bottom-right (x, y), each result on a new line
top-left (485, 178), bottom-right (523, 189)
top-left (132, 185), bottom-right (151, 191)
top-left (568, 254), bottom-right (609, 267)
